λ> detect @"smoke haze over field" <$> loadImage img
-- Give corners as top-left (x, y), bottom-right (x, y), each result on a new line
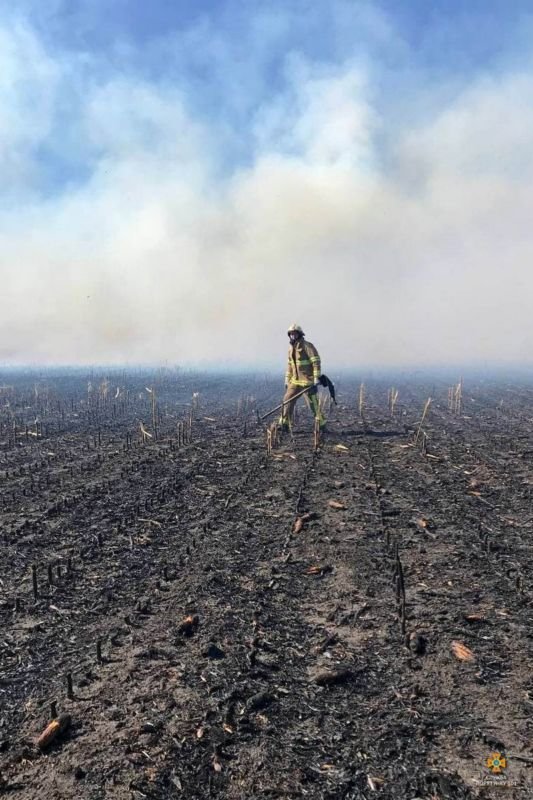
top-left (1, 1), bottom-right (533, 369)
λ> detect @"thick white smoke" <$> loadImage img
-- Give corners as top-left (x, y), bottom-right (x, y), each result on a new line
top-left (1, 9), bottom-right (532, 368)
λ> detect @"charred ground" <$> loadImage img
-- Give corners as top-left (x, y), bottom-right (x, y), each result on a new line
top-left (0, 370), bottom-right (532, 799)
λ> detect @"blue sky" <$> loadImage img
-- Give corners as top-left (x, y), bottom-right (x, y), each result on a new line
top-left (6, 0), bottom-right (532, 194)
top-left (21, 0), bottom-right (533, 62)
top-left (1, 1), bottom-right (533, 366)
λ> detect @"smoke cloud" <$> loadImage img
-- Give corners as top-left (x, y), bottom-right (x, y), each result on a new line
top-left (1, 4), bottom-right (532, 369)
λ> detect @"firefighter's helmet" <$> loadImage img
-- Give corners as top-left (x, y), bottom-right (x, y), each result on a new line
top-left (287, 323), bottom-right (304, 336)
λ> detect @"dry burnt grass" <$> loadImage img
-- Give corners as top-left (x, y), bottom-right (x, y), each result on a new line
top-left (0, 371), bottom-right (532, 800)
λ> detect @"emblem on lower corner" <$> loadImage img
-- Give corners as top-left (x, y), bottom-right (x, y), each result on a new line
top-left (486, 752), bottom-right (507, 775)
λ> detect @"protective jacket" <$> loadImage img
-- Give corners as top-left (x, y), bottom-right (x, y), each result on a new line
top-left (285, 338), bottom-right (321, 387)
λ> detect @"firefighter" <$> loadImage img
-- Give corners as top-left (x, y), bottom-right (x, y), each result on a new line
top-left (279, 324), bottom-right (326, 431)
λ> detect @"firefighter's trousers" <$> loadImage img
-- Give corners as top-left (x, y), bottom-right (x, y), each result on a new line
top-left (279, 384), bottom-right (325, 428)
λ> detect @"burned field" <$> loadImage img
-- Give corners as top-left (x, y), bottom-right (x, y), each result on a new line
top-left (0, 370), bottom-right (532, 799)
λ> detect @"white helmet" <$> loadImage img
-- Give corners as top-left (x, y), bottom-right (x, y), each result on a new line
top-left (287, 323), bottom-right (304, 336)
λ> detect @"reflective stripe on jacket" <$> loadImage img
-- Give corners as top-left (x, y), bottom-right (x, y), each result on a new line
top-left (285, 338), bottom-right (321, 387)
